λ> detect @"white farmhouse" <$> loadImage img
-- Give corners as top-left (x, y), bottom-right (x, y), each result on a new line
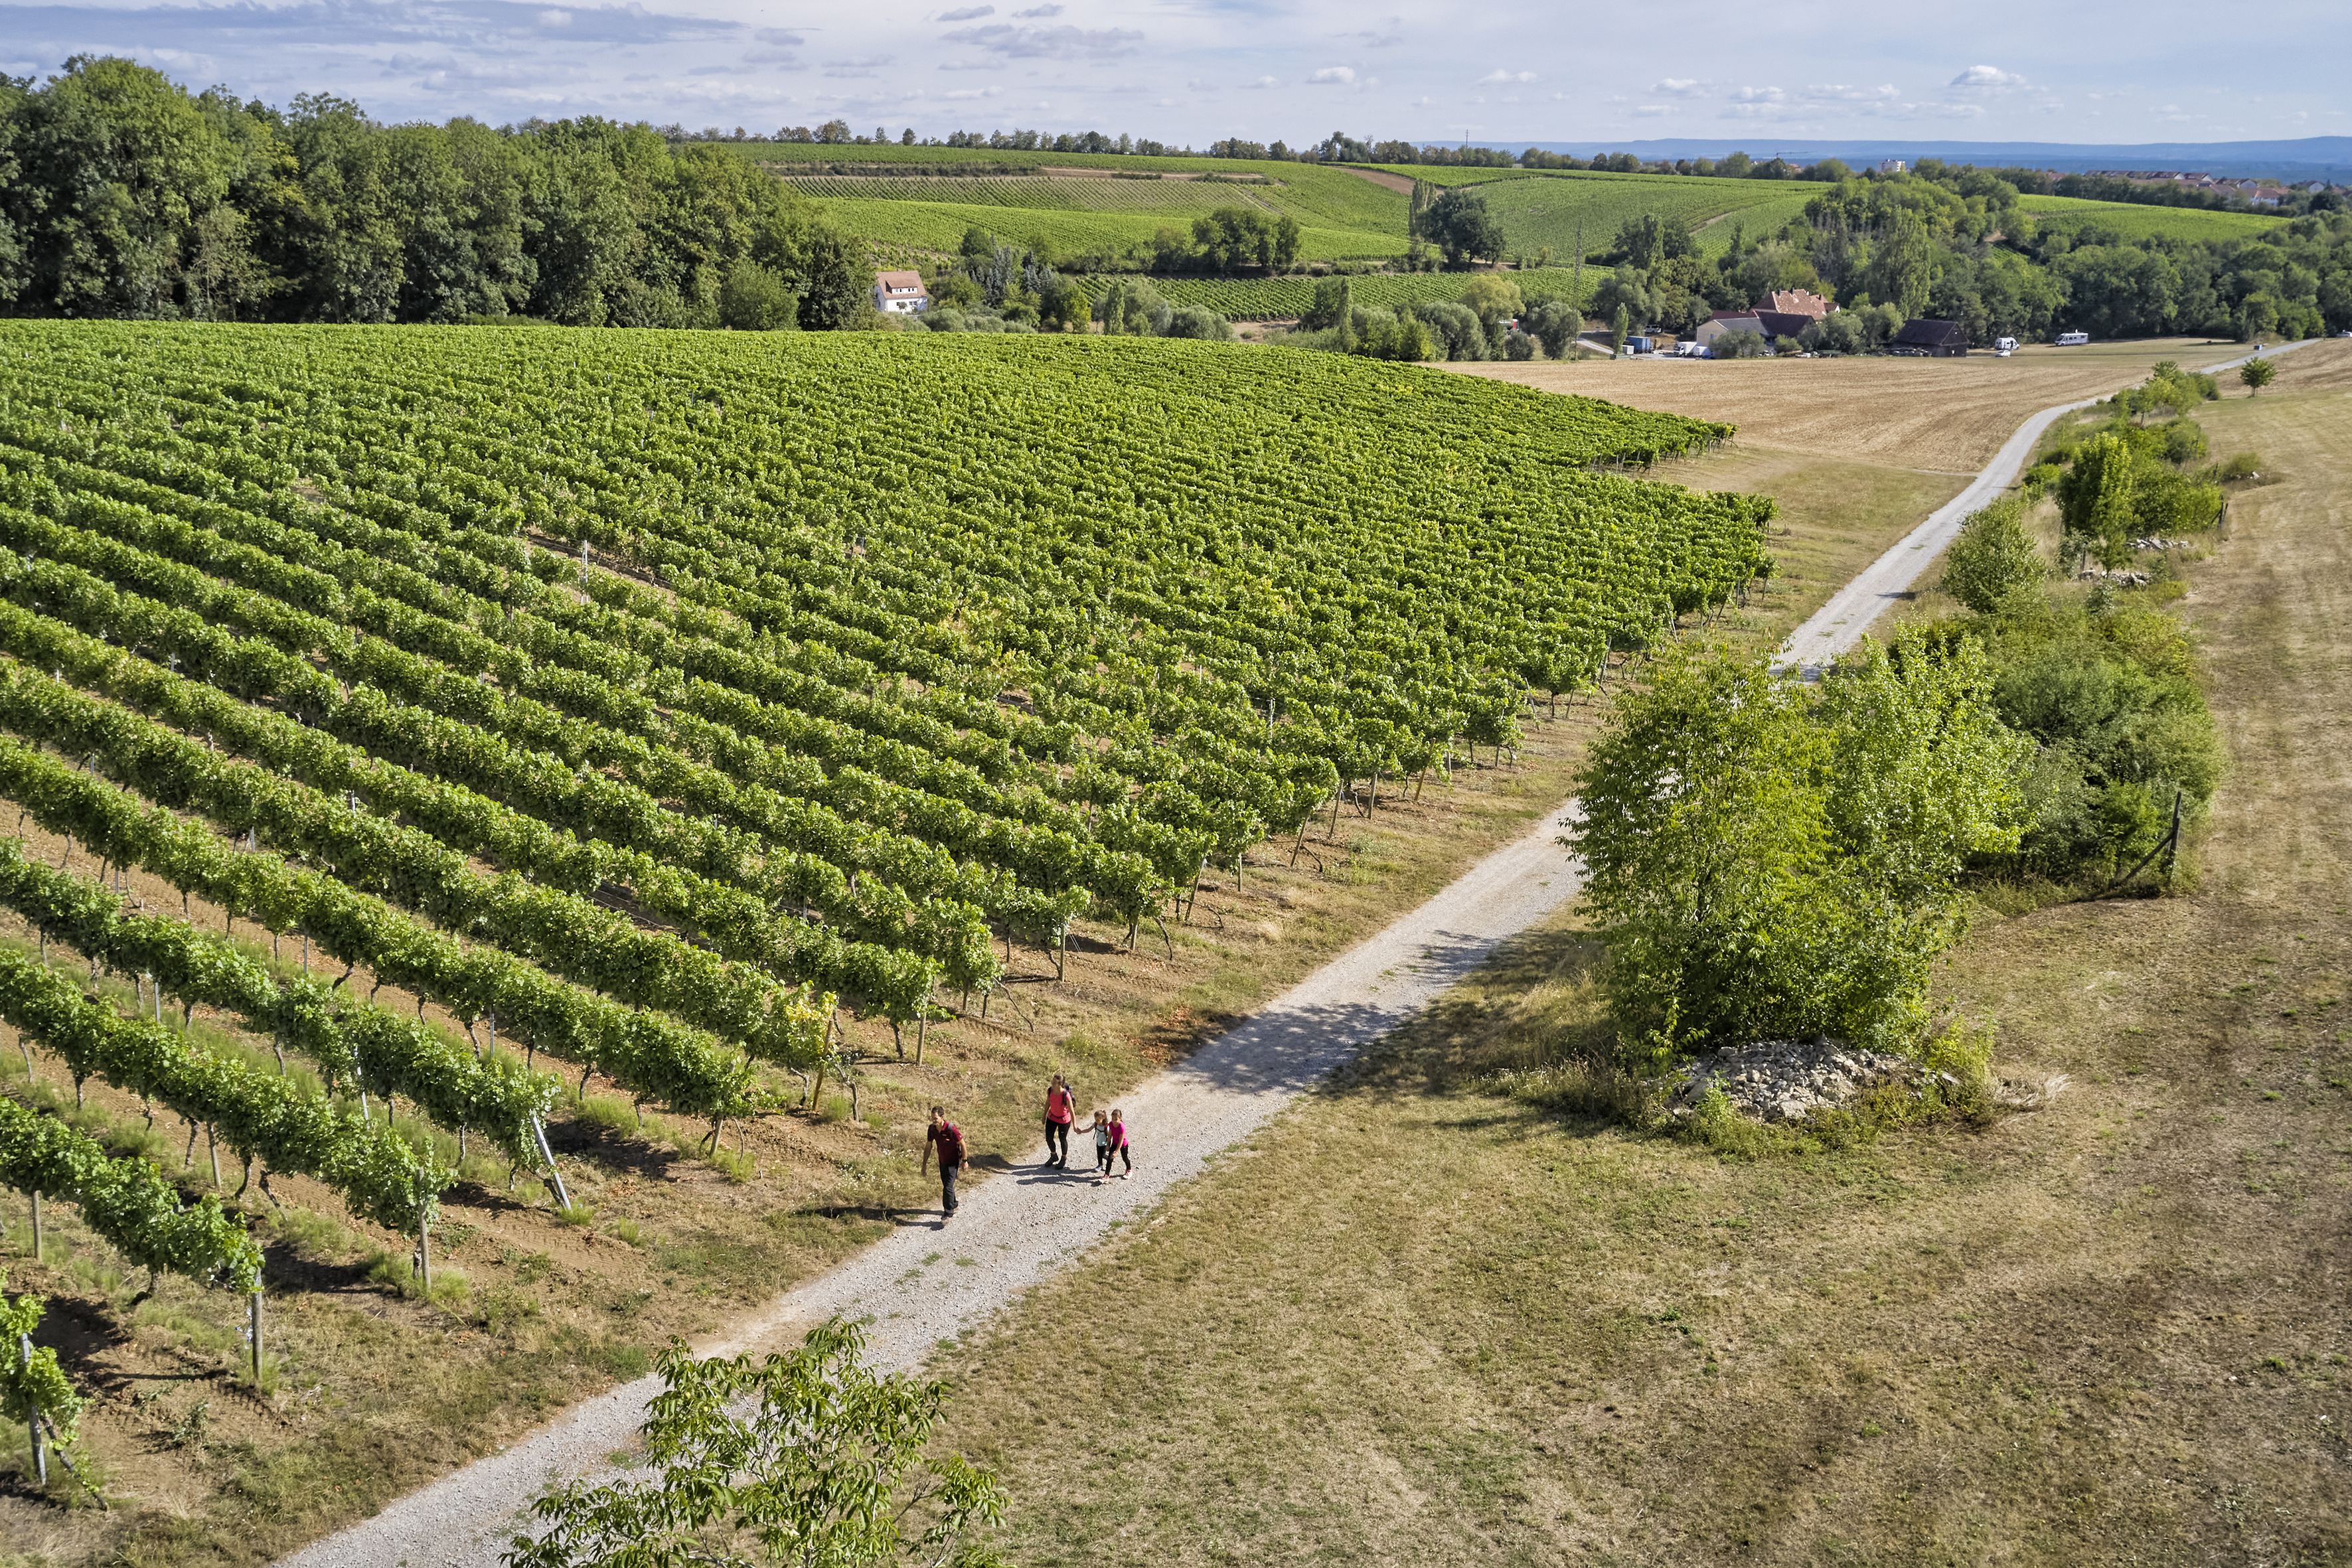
top-left (873, 271), bottom-right (931, 315)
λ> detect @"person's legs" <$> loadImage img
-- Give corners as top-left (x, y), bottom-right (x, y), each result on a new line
top-left (940, 1161), bottom-right (959, 1215)
top-left (1118, 1143), bottom-right (1133, 1175)
top-left (1096, 1142), bottom-right (1112, 1176)
top-left (1046, 1120), bottom-right (1068, 1166)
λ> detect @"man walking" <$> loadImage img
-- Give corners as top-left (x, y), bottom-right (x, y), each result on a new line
top-left (921, 1105), bottom-right (968, 1223)
top-left (1042, 1073), bottom-right (1076, 1168)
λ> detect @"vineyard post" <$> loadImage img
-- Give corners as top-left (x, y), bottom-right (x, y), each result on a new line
top-left (530, 1116), bottom-right (572, 1210)
top-left (29, 1191), bottom-right (40, 1260)
top-left (248, 1291), bottom-right (263, 1386)
top-left (19, 1332), bottom-right (42, 1487)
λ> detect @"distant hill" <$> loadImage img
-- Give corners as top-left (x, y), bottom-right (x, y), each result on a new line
top-left (1494, 137), bottom-right (2352, 182)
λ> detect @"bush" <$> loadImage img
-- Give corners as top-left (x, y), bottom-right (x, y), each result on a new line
top-left (1160, 304), bottom-right (1234, 341)
top-left (1503, 328), bottom-right (1537, 360)
top-left (1413, 299), bottom-right (1488, 361)
top-left (1940, 497), bottom-right (2043, 615)
top-left (1713, 328), bottom-right (1769, 358)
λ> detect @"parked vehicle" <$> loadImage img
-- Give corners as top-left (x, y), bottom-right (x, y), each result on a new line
top-left (1624, 335), bottom-right (1655, 355)
top-left (1994, 336), bottom-right (2019, 353)
top-left (2055, 331), bottom-right (2090, 347)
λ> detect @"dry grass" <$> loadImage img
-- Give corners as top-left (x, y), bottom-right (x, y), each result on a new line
top-left (926, 362), bottom-right (2352, 1565)
top-left (1452, 338), bottom-right (2265, 472)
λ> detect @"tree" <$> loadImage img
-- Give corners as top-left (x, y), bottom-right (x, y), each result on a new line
top-left (1160, 303), bottom-right (1233, 340)
top-left (1522, 297), bottom-right (1581, 358)
top-left (1421, 187), bottom-right (1506, 265)
top-left (1609, 303), bottom-right (1630, 357)
top-left (1590, 266), bottom-right (1652, 333)
top-left (796, 229), bottom-right (871, 329)
top-left (508, 1319), bottom-right (1004, 1568)
top-left (1457, 273), bottom-right (1523, 336)
top-left (1939, 497), bottom-right (2042, 615)
top-left (2238, 355), bottom-right (2277, 394)
top-left (1038, 277), bottom-right (1091, 331)
top-left (1299, 275), bottom-right (1352, 329)
top-left (717, 258), bottom-right (797, 330)
top-left (2057, 433), bottom-right (2140, 570)
top-left (1565, 635), bottom-right (2026, 1055)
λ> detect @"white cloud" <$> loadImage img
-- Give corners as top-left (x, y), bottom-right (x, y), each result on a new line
top-left (1244, 74), bottom-right (1279, 88)
top-left (1634, 104), bottom-right (1668, 117)
top-left (536, 10), bottom-right (570, 27)
top-left (1477, 68), bottom-right (1534, 84)
top-left (941, 23), bottom-right (1144, 58)
top-left (1800, 82), bottom-right (1898, 103)
top-left (1949, 64), bottom-right (2025, 89)
top-left (1651, 78), bottom-right (1708, 96)
top-left (937, 5), bottom-right (993, 19)
top-left (943, 85), bottom-right (1002, 99)
top-left (824, 56), bottom-right (892, 78)
top-left (1010, 3), bottom-right (1062, 14)
top-left (1729, 84), bottom-right (1784, 104)
top-left (1308, 65), bottom-right (1356, 84)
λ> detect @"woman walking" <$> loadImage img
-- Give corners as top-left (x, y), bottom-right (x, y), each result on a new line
top-left (1042, 1073), bottom-right (1076, 1168)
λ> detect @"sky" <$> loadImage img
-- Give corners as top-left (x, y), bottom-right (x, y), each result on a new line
top-left (3, 0), bottom-right (2347, 149)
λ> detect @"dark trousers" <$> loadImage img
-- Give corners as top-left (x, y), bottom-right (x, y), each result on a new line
top-left (939, 1162), bottom-right (960, 1214)
top-left (1044, 1120), bottom-right (1071, 1164)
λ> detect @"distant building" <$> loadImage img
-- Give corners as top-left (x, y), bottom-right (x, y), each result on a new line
top-left (872, 270), bottom-right (930, 314)
top-left (1877, 158), bottom-right (1907, 175)
top-left (1761, 289), bottom-right (1833, 321)
top-left (1694, 311), bottom-right (1763, 349)
top-left (1889, 318), bottom-right (1969, 357)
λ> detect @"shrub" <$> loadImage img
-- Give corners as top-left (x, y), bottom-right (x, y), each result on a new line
top-left (1713, 328), bottom-right (1769, 358)
top-left (1940, 497), bottom-right (2043, 615)
top-left (1160, 304), bottom-right (1233, 341)
top-left (1522, 298), bottom-right (1582, 358)
top-left (1503, 328), bottom-right (1537, 360)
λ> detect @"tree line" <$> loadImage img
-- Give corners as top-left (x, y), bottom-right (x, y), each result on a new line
top-left (0, 57), bottom-right (872, 327)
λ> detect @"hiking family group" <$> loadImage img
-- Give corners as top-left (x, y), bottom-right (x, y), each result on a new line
top-left (919, 1075), bottom-right (1133, 1226)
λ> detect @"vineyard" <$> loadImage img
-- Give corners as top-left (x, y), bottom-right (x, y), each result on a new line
top-left (0, 320), bottom-right (1766, 1549)
top-left (780, 175), bottom-right (1285, 215)
top-left (1077, 266), bottom-right (1593, 319)
top-left (2015, 193), bottom-right (2290, 244)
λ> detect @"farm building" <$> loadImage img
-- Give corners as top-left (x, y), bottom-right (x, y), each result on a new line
top-left (872, 271), bottom-right (931, 314)
top-left (1761, 289), bottom-right (1834, 320)
top-left (1889, 318), bottom-right (1969, 357)
top-left (1694, 311), bottom-right (1763, 349)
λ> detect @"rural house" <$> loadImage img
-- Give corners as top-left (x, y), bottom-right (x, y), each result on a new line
top-left (1761, 288), bottom-right (1834, 319)
top-left (1889, 318), bottom-right (1969, 357)
top-left (872, 270), bottom-right (931, 314)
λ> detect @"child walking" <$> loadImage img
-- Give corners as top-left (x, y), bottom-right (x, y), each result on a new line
top-left (1087, 1109), bottom-right (1113, 1180)
top-left (1095, 1108), bottom-right (1132, 1184)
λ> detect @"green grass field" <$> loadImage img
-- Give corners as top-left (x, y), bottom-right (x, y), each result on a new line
top-left (2017, 193), bottom-right (2290, 244)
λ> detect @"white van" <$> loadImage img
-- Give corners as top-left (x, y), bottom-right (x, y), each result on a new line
top-left (2055, 331), bottom-right (2090, 347)
top-left (1994, 336), bottom-right (2019, 353)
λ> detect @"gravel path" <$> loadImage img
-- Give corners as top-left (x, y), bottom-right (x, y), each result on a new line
top-left (283, 340), bottom-right (2322, 1567)
top-left (1772, 337), bottom-right (2323, 676)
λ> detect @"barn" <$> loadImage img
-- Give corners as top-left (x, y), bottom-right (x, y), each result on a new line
top-left (1890, 318), bottom-right (1970, 357)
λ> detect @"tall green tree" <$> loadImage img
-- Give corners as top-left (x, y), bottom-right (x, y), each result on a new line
top-left (1423, 186), bottom-right (1506, 265)
top-left (1939, 497), bottom-right (2043, 615)
top-left (1567, 635), bottom-right (2027, 1053)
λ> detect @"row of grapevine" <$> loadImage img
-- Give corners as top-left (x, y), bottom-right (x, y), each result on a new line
top-left (1075, 266), bottom-right (1594, 319)
top-left (0, 732), bottom-right (765, 1123)
top-left (0, 840), bottom-right (561, 1166)
top-left (1, 1092), bottom-right (261, 1291)
top-left (0, 944), bottom-right (447, 1250)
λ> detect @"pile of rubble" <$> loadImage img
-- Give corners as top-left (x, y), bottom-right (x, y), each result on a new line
top-left (2130, 536), bottom-right (2199, 551)
top-left (1662, 1036), bottom-right (1919, 1123)
top-left (2075, 568), bottom-right (2154, 587)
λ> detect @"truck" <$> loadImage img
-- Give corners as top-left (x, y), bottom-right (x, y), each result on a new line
top-left (1624, 335), bottom-right (1655, 355)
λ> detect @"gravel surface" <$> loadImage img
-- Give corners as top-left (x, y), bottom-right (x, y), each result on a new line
top-left (284, 346), bottom-right (2325, 1567)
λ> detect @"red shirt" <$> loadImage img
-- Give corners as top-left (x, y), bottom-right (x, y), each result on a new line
top-left (1046, 1085), bottom-right (1073, 1124)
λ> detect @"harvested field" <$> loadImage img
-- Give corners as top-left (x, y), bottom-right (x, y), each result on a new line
top-left (1452, 337), bottom-right (2264, 473)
